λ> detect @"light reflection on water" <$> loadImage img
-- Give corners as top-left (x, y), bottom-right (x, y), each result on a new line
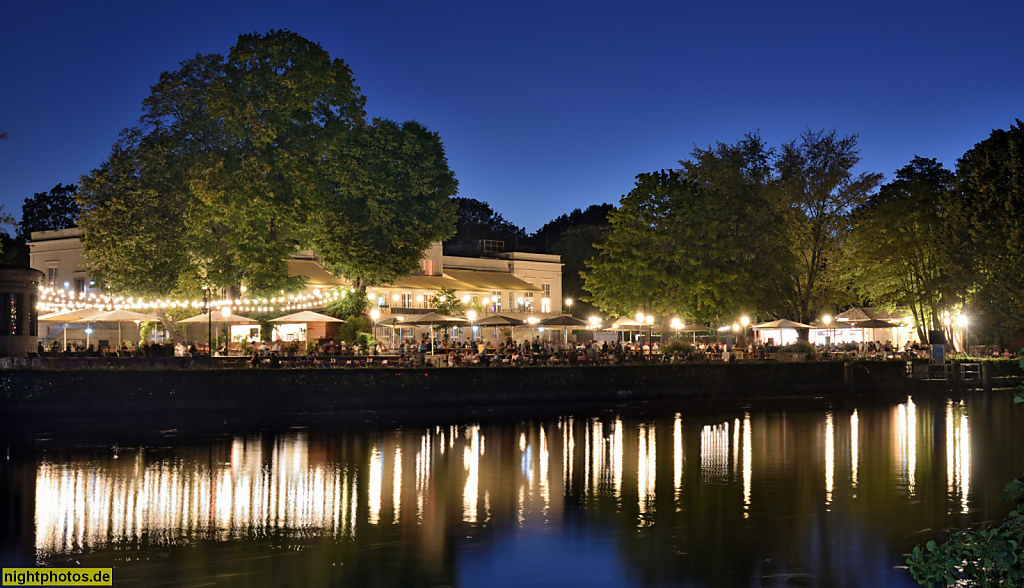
top-left (21, 392), bottom-right (1022, 586)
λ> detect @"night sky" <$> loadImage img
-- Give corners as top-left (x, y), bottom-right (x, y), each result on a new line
top-left (1, 0), bottom-right (1021, 233)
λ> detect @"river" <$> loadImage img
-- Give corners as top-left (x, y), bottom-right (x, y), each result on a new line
top-left (2, 388), bottom-right (1022, 587)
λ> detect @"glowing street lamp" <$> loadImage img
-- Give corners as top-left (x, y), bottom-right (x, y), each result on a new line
top-left (671, 317), bottom-right (682, 340)
top-left (957, 315), bottom-right (969, 354)
top-left (467, 309), bottom-right (477, 343)
top-left (740, 315), bottom-right (750, 347)
top-left (370, 308), bottom-right (380, 346)
top-left (588, 316), bottom-right (601, 339)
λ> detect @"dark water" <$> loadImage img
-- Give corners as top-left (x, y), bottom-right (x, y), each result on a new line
top-left (3, 389), bottom-right (1023, 587)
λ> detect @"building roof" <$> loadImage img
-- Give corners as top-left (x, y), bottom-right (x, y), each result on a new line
top-left (387, 274), bottom-right (482, 291)
top-left (443, 269), bottom-right (542, 292)
top-left (836, 307), bottom-right (909, 323)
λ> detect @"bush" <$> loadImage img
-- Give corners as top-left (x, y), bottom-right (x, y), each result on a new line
top-left (336, 315), bottom-right (370, 345)
top-left (662, 341), bottom-right (692, 354)
top-left (780, 340), bottom-right (816, 354)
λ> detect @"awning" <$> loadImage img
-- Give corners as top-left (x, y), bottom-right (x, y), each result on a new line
top-left (287, 259), bottom-right (347, 286)
top-left (443, 269), bottom-right (542, 292)
top-left (386, 275), bottom-right (481, 291)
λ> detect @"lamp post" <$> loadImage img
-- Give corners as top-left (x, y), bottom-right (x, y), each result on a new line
top-left (671, 317), bottom-right (682, 341)
top-left (467, 309), bottom-right (477, 344)
top-left (635, 312), bottom-right (645, 345)
top-left (588, 316), bottom-right (601, 340)
top-left (645, 314), bottom-right (654, 355)
top-left (565, 298), bottom-right (573, 314)
top-left (740, 315), bottom-right (750, 348)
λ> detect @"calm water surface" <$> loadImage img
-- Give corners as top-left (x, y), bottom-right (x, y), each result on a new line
top-left (3, 389), bottom-right (1023, 587)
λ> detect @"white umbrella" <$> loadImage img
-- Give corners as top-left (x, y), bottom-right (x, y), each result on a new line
top-left (406, 313), bottom-right (466, 352)
top-left (90, 309), bottom-right (163, 347)
top-left (269, 310), bottom-right (345, 323)
top-left (38, 307), bottom-right (105, 350)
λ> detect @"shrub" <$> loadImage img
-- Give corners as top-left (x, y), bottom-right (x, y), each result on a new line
top-left (780, 340), bottom-right (816, 354)
top-left (662, 341), bottom-right (692, 354)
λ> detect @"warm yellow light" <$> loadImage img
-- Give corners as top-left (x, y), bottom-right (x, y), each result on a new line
top-left (483, 297), bottom-right (490, 304)
top-left (370, 309), bottom-right (380, 321)
top-left (740, 316), bottom-right (749, 327)
top-left (823, 314), bottom-right (831, 326)
top-left (416, 295), bottom-right (424, 302)
top-left (732, 323), bottom-right (740, 332)
top-left (671, 317), bottom-right (682, 329)
top-left (635, 312), bottom-right (644, 323)
top-left (588, 316), bottom-right (601, 327)
top-left (438, 295), bottom-right (446, 303)
top-left (565, 298), bottom-right (573, 307)
top-left (467, 310), bottom-right (477, 322)
top-left (392, 294), bottom-right (400, 301)
top-left (943, 316), bottom-right (951, 327)
top-left (221, 306), bottom-right (231, 319)
top-left (645, 315), bottom-right (654, 325)
top-left (461, 295), bottom-right (471, 304)
top-left (956, 315), bottom-right (968, 328)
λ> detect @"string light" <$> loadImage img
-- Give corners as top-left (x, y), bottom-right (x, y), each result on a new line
top-left (36, 284), bottom-right (349, 316)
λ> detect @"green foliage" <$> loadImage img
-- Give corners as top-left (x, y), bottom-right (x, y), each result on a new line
top-left (19, 183), bottom-right (80, 240)
top-left (845, 157), bottom-right (957, 342)
top-left (336, 316), bottom-right (370, 345)
top-left (323, 287), bottom-right (366, 318)
top-left (780, 340), bottom-right (817, 354)
top-left (583, 133), bottom-right (785, 323)
top-left (553, 224), bottom-right (608, 318)
top-left (662, 340), bottom-right (692, 354)
top-left (447, 197), bottom-right (527, 248)
top-left (945, 119), bottom-right (1024, 339)
top-left (907, 474), bottom-right (1024, 586)
top-left (432, 286), bottom-right (463, 316)
top-left (77, 30), bottom-right (455, 298)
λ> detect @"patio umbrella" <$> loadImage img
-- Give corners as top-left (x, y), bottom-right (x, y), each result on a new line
top-left (603, 316), bottom-right (643, 342)
top-left (179, 312), bottom-right (259, 350)
top-left (540, 315), bottom-right (586, 343)
top-left (752, 319), bottom-right (815, 330)
top-left (854, 319), bottom-right (899, 346)
top-left (269, 310), bottom-right (345, 323)
top-left (39, 307), bottom-right (105, 349)
top-left (475, 314), bottom-right (524, 343)
top-left (406, 313), bottom-right (467, 352)
top-left (90, 309), bottom-right (162, 347)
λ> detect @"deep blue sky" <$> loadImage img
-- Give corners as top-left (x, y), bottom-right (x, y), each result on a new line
top-left (1, 0), bottom-right (1021, 233)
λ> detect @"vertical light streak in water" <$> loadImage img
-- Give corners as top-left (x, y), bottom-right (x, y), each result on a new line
top-left (518, 431), bottom-right (530, 524)
top-left (637, 423), bottom-right (656, 523)
top-left (562, 417), bottom-right (575, 492)
top-left (700, 422), bottom-right (731, 484)
top-left (540, 427), bottom-right (550, 515)
top-left (946, 402), bottom-right (954, 497)
top-left (733, 418), bottom-right (740, 476)
top-left (851, 410), bottom-right (859, 490)
top-left (825, 411), bottom-right (834, 508)
top-left (393, 443), bottom-right (402, 524)
top-left (895, 396), bottom-right (917, 496)
top-left (742, 412), bottom-right (751, 518)
top-left (588, 419), bottom-right (602, 497)
top-left (463, 425), bottom-right (480, 524)
top-left (416, 430), bottom-right (431, 522)
top-left (368, 442), bottom-right (382, 525)
top-left (673, 413), bottom-right (683, 503)
top-left (612, 417), bottom-right (623, 501)
top-left (946, 400), bottom-right (971, 513)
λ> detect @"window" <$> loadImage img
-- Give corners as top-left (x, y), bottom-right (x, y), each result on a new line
top-left (401, 293), bottom-right (412, 308)
top-left (491, 291), bottom-right (502, 312)
top-left (421, 259), bottom-right (435, 275)
top-left (74, 278), bottom-right (86, 292)
top-left (524, 292), bottom-right (534, 310)
top-left (541, 284), bottom-right (551, 312)
top-left (47, 266), bottom-right (58, 285)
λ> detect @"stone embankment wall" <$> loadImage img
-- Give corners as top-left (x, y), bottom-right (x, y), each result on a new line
top-left (0, 361), bottom-right (923, 418)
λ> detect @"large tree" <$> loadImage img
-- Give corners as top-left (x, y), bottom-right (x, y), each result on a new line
top-left (445, 197), bottom-right (526, 251)
top-left (583, 134), bottom-right (783, 323)
top-left (945, 119), bottom-right (1024, 338)
top-left (77, 30), bottom-right (456, 300)
top-left (19, 182), bottom-right (80, 239)
top-left (774, 129), bottom-right (882, 322)
top-left (844, 157), bottom-right (956, 341)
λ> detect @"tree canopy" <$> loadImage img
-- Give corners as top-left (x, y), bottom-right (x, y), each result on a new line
top-left (19, 182), bottom-right (80, 240)
top-left (77, 30), bottom-right (456, 299)
top-left (583, 130), bottom-right (881, 327)
top-left (445, 197), bottom-right (526, 252)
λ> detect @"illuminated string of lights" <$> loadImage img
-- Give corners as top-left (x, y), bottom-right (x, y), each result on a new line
top-left (37, 285), bottom-right (351, 316)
